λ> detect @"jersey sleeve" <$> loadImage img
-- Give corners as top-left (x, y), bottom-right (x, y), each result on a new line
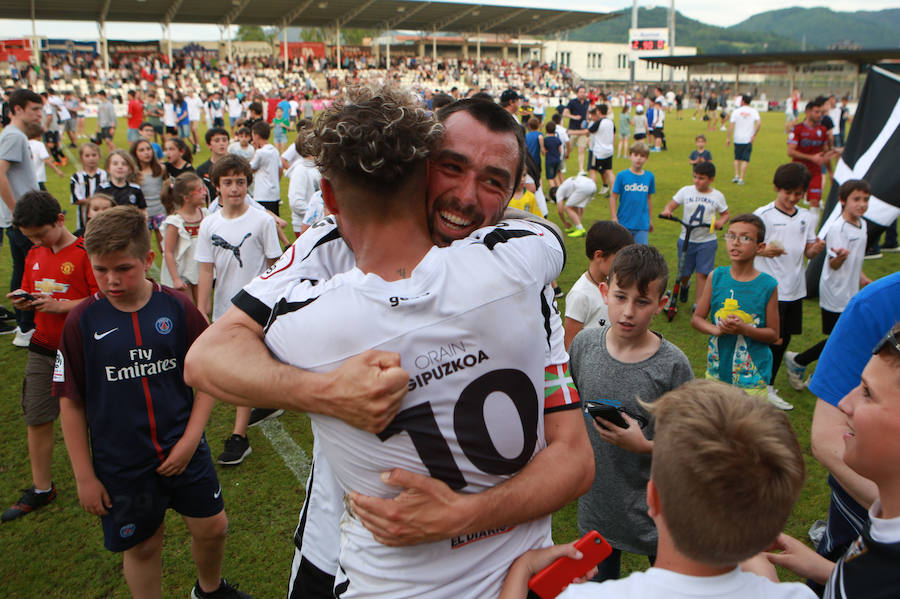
top-left (787, 125), bottom-right (799, 146)
top-left (194, 219), bottom-right (214, 263)
top-left (69, 174), bottom-right (81, 204)
top-left (52, 302), bottom-right (89, 402)
top-left (715, 190), bottom-right (728, 212)
top-left (21, 248), bottom-right (36, 292)
top-left (612, 172), bottom-right (624, 195)
top-left (261, 214), bottom-right (283, 259)
top-left (805, 211), bottom-right (818, 244)
top-left (135, 188), bottom-right (146, 210)
top-left (172, 287), bottom-right (209, 346)
top-left (825, 225), bottom-right (846, 259)
top-left (671, 186), bottom-right (687, 205)
top-left (469, 219), bottom-right (565, 287)
top-left (564, 286), bottom-right (590, 323)
top-left (233, 218), bottom-right (353, 327)
top-left (647, 172), bottom-right (656, 195)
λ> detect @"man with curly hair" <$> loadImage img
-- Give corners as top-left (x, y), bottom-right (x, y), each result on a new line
top-left (186, 88), bottom-right (592, 598)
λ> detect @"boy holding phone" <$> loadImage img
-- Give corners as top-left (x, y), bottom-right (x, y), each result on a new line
top-left (568, 244), bottom-right (693, 580)
top-left (3, 191), bottom-right (98, 521)
top-left (500, 380), bottom-right (815, 599)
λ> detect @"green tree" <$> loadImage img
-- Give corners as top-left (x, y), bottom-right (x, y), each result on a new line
top-left (237, 25), bottom-right (276, 43)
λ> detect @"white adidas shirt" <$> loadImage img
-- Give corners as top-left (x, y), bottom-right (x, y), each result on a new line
top-left (261, 219), bottom-right (563, 598)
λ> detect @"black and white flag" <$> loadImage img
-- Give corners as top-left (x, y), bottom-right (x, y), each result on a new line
top-left (807, 66), bottom-right (900, 295)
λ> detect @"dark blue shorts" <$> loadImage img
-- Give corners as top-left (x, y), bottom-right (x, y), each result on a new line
top-left (99, 437), bottom-right (223, 552)
top-left (733, 143), bottom-right (752, 162)
top-left (677, 238), bottom-right (717, 277)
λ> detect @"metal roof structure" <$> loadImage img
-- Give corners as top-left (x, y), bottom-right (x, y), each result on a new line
top-left (639, 49), bottom-right (900, 68)
top-left (8, 0), bottom-right (614, 35)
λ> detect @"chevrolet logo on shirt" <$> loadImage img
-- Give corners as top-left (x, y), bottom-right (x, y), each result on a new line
top-left (34, 278), bottom-right (70, 295)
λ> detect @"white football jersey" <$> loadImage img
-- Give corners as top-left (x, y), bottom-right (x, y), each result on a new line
top-left (754, 202), bottom-right (817, 302)
top-left (263, 220), bottom-right (563, 598)
top-left (820, 218), bottom-right (867, 313)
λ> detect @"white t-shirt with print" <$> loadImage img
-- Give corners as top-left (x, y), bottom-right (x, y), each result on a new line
top-left (194, 206), bottom-right (282, 321)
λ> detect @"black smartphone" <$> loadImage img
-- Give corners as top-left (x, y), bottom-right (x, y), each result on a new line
top-left (13, 290), bottom-right (37, 302)
top-left (585, 401), bottom-right (629, 429)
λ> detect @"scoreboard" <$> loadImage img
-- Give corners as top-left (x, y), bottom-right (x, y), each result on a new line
top-left (628, 28), bottom-right (669, 56)
top-left (631, 39), bottom-right (666, 51)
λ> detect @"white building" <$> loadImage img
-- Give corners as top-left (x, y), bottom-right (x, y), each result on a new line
top-left (538, 40), bottom-right (697, 83)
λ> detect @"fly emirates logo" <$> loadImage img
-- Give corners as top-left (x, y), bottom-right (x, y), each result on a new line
top-left (106, 348), bottom-right (178, 382)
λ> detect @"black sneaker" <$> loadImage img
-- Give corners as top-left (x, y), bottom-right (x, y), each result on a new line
top-left (247, 408), bottom-right (284, 427)
top-left (2, 484), bottom-right (57, 522)
top-left (0, 305), bottom-right (15, 321)
top-left (553, 286), bottom-right (564, 299)
top-left (191, 578), bottom-right (253, 599)
top-left (216, 434), bottom-right (252, 466)
top-left (0, 321), bottom-right (16, 335)
top-left (679, 282), bottom-right (690, 303)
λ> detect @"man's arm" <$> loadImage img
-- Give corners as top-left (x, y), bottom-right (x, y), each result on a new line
top-left (183, 306), bottom-right (409, 433)
top-left (348, 406), bottom-right (595, 546)
top-left (60, 396), bottom-right (111, 515)
top-left (787, 144), bottom-right (825, 165)
top-left (0, 159), bottom-right (17, 213)
top-left (810, 399), bottom-right (877, 508)
top-left (725, 121), bottom-right (734, 145)
top-left (196, 262), bottom-right (214, 319)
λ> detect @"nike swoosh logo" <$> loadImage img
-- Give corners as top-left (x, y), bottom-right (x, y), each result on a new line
top-left (213, 486), bottom-right (222, 499)
top-left (94, 328), bottom-right (118, 340)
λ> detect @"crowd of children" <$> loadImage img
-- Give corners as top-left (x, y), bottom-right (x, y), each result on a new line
top-left (1, 85), bottom-right (897, 599)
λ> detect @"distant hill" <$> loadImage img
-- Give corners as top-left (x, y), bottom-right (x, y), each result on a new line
top-left (731, 7), bottom-right (900, 49)
top-left (567, 7), bottom-right (801, 54)
top-left (566, 6), bottom-right (900, 54)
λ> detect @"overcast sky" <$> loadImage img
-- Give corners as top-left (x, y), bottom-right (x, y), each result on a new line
top-left (0, 0), bottom-right (896, 41)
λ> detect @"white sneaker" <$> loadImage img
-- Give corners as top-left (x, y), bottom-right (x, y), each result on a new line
top-left (783, 351), bottom-right (807, 391)
top-left (12, 327), bottom-right (34, 348)
top-left (766, 386), bottom-right (793, 411)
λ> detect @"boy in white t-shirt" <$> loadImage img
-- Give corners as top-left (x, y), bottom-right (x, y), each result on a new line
top-left (500, 380), bottom-right (815, 599)
top-left (227, 127), bottom-right (255, 162)
top-left (563, 221), bottom-right (633, 350)
top-left (660, 161), bottom-right (729, 306)
top-left (195, 155), bottom-right (283, 467)
top-left (248, 120), bottom-right (282, 216)
top-left (28, 133), bottom-right (63, 189)
top-left (726, 94), bottom-right (761, 185)
top-left (753, 163), bottom-right (825, 409)
top-left (285, 140), bottom-right (321, 238)
top-left (784, 179), bottom-right (871, 390)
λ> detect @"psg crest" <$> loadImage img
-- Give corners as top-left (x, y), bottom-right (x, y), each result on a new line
top-left (155, 317), bottom-right (173, 335)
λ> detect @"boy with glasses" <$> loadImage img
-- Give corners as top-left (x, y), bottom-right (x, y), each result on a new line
top-left (692, 213), bottom-right (779, 399)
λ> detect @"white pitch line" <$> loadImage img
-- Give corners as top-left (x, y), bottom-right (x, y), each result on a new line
top-left (259, 418), bottom-right (311, 482)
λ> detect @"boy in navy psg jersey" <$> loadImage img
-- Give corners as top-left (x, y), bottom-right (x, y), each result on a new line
top-left (54, 206), bottom-right (251, 599)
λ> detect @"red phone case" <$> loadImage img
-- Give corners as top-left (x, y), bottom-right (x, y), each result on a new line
top-left (527, 531), bottom-right (612, 599)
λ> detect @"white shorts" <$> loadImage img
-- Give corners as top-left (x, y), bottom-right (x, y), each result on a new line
top-left (563, 179), bottom-right (597, 209)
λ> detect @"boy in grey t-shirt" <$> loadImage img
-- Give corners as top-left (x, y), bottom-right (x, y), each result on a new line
top-left (569, 244), bottom-right (694, 580)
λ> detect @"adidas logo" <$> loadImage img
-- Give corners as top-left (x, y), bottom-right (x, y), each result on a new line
top-left (623, 183), bottom-right (650, 192)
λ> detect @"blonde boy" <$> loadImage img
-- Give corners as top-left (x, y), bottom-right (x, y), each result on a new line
top-left (54, 207), bottom-right (250, 598)
top-left (501, 380), bottom-right (813, 599)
